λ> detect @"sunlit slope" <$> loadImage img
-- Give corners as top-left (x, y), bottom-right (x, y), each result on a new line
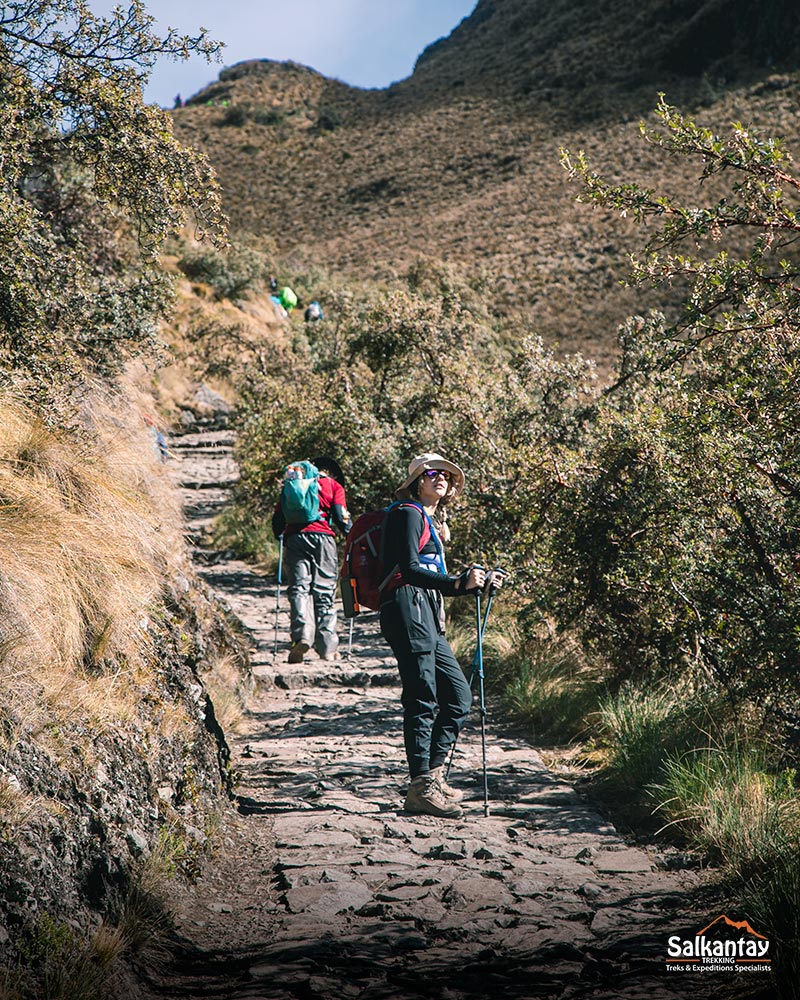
top-left (171, 0), bottom-right (800, 364)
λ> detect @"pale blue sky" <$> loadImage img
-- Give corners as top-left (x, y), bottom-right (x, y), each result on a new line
top-left (141, 1), bottom-right (477, 107)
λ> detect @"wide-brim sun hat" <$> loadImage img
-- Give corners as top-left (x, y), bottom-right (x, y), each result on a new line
top-left (396, 452), bottom-right (465, 498)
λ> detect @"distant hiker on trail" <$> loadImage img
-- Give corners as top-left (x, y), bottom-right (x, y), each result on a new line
top-left (173, 93), bottom-right (183, 109)
top-left (272, 456), bottom-right (352, 663)
top-left (278, 286), bottom-right (298, 312)
top-left (304, 300), bottom-right (324, 323)
top-left (269, 275), bottom-right (278, 293)
top-left (143, 413), bottom-right (168, 462)
top-left (380, 453), bottom-right (503, 818)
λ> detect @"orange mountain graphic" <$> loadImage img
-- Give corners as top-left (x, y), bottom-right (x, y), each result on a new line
top-left (696, 915), bottom-right (767, 940)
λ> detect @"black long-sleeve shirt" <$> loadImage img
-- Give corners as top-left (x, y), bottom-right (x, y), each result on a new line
top-left (382, 504), bottom-right (462, 597)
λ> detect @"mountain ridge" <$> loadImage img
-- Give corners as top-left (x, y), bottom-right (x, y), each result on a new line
top-left (171, 0), bottom-right (800, 364)
top-left (410, 0), bottom-right (799, 102)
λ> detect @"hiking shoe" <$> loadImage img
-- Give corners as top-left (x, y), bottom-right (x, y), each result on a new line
top-left (404, 774), bottom-right (463, 818)
top-left (429, 766), bottom-right (464, 802)
top-left (287, 641), bottom-right (309, 664)
top-left (318, 650), bottom-right (340, 661)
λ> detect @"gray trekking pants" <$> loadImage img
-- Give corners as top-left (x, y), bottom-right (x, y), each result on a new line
top-left (284, 531), bottom-right (339, 657)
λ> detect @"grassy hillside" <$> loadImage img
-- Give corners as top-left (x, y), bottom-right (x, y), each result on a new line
top-left (0, 377), bottom-right (251, 996)
top-left (410, 0), bottom-right (798, 101)
top-left (0, 6), bottom-right (255, 994)
top-left (170, 0), bottom-right (800, 368)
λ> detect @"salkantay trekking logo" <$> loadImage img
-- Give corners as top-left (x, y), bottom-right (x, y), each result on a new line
top-left (666, 915), bottom-right (771, 975)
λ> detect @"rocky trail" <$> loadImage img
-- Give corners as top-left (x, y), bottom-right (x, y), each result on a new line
top-left (141, 427), bottom-right (761, 1000)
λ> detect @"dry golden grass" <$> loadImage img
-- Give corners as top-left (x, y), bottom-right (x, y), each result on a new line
top-left (153, 264), bottom-right (288, 418)
top-left (0, 776), bottom-right (40, 832)
top-left (202, 651), bottom-right (251, 735)
top-left (0, 414), bottom-right (155, 668)
top-left (90, 923), bottom-right (129, 969)
top-left (0, 381), bottom-right (189, 754)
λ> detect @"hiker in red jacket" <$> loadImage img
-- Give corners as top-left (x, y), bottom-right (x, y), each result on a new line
top-left (272, 456), bottom-right (352, 663)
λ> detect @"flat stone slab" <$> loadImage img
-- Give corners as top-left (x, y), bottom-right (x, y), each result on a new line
top-left (593, 848), bottom-right (656, 873)
top-left (284, 880), bottom-right (373, 915)
top-left (275, 829), bottom-right (360, 849)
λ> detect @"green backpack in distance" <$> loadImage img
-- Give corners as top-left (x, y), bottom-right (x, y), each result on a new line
top-left (280, 460), bottom-right (320, 525)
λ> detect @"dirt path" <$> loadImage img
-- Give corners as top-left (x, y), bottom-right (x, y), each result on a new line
top-left (143, 428), bottom-right (756, 1000)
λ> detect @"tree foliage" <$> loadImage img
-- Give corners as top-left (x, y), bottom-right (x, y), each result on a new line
top-left (234, 265), bottom-right (596, 574)
top-left (556, 99), bottom-right (800, 716)
top-left (238, 102), bottom-right (800, 727)
top-left (0, 0), bottom-right (225, 384)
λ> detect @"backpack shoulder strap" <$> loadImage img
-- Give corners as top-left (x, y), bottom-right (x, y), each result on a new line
top-left (393, 501), bottom-right (432, 550)
top-left (393, 502), bottom-right (445, 568)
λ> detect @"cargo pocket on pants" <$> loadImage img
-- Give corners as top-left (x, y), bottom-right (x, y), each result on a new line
top-left (397, 587), bottom-right (434, 653)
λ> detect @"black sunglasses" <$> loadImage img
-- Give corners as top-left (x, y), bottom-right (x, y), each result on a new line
top-left (422, 469), bottom-right (452, 482)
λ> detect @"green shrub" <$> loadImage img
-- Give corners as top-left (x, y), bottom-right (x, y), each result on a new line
top-left (219, 105), bottom-right (248, 127)
top-left (316, 107), bottom-right (342, 131)
top-left (0, 2), bottom-right (223, 385)
top-left (178, 241), bottom-right (275, 300)
top-left (211, 503), bottom-right (280, 570)
top-left (652, 746), bottom-right (799, 876)
top-left (497, 635), bottom-right (602, 744)
top-left (252, 107), bottom-right (286, 126)
top-left (558, 100), bottom-right (800, 714)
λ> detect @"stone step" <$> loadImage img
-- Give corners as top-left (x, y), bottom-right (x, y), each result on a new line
top-left (172, 446), bottom-right (235, 456)
top-left (254, 661), bottom-right (399, 691)
top-left (170, 430), bottom-right (237, 449)
top-left (179, 477), bottom-right (241, 490)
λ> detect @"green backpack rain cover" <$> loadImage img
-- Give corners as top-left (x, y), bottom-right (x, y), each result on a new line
top-left (280, 460), bottom-right (320, 524)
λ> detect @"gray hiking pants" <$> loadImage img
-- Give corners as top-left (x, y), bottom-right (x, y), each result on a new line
top-left (284, 531), bottom-right (339, 657)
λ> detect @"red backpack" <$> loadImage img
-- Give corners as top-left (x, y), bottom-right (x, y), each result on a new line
top-left (340, 502), bottom-right (431, 617)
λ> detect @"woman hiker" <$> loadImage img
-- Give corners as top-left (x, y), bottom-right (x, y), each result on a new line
top-left (380, 452), bottom-right (502, 818)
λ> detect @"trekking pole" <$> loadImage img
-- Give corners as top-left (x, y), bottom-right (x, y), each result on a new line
top-left (273, 533), bottom-right (284, 659)
top-left (445, 591), bottom-right (492, 777)
top-left (347, 616), bottom-right (354, 658)
top-left (475, 585), bottom-right (490, 817)
top-left (465, 583), bottom-right (499, 690)
top-left (445, 567), bottom-right (506, 786)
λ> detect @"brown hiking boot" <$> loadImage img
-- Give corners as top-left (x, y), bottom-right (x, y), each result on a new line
top-left (429, 766), bottom-right (464, 802)
top-left (404, 774), bottom-right (463, 818)
top-left (287, 641), bottom-right (309, 664)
